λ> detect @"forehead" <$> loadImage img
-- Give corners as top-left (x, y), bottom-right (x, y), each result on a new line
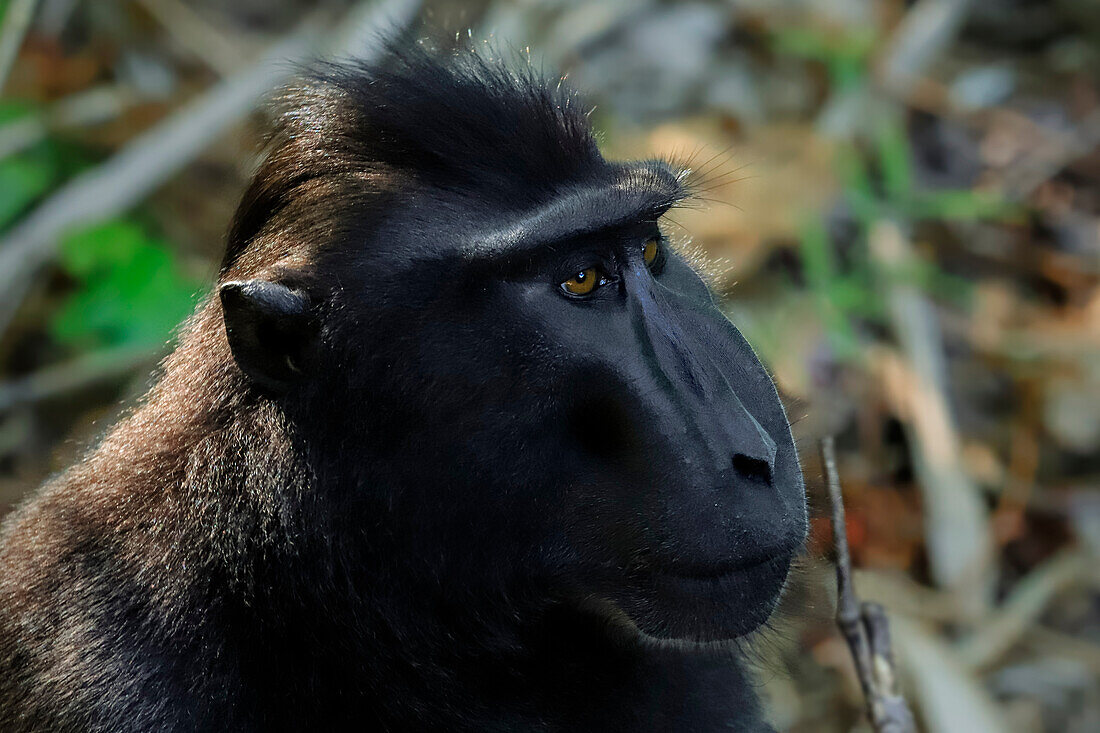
top-left (370, 159), bottom-right (684, 269)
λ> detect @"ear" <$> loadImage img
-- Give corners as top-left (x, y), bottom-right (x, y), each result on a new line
top-left (219, 279), bottom-right (318, 392)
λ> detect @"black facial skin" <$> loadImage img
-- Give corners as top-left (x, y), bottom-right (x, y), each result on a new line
top-left (0, 48), bottom-right (806, 732)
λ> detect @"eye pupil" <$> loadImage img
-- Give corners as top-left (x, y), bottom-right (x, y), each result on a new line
top-left (561, 267), bottom-right (600, 296)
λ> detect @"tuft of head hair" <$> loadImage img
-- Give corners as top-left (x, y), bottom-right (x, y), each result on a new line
top-left (223, 45), bottom-right (602, 275)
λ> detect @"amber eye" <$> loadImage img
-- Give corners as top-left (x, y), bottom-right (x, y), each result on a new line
top-left (643, 238), bottom-right (660, 266)
top-left (561, 268), bottom-right (600, 296)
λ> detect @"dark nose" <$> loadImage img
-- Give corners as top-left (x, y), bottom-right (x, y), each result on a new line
top-left (626, 281), bottom-right (778, 484)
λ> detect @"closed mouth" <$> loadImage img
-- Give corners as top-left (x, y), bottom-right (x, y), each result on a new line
top-left (580, 551), bottom-right (794, 645)
top-left (650, 552), bottom-right (785, 582)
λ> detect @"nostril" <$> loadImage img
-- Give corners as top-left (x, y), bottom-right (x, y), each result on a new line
top-left (732, 453), bottom-right (773, 486)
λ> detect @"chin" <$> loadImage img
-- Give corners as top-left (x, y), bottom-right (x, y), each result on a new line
top-left (588, 553), bottom-right (794, 648)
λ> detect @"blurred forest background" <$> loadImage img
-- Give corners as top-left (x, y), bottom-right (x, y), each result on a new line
top-left (1, 0), bottom-right (1099, 730)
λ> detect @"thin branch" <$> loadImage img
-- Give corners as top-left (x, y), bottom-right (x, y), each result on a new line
top-left (822, 437), bottom-right (917, 733)
top-left (0, 0), bottom-right (39, 92)
top-left (870, 220), bottom-right (993, 615)
top-left (0, 25), bottom-right (317, 339)
top-left (999, 109), bottom-right (1100, 201)
top-left (0, 0), bottom-right (422, 341)
top-left (956, 549), bottom-right (1087, 670)
top-left (135, 0), bottom-right (255, 76)
top-left (891, 616), bottom-right (1009, 733)
top-left (0, 344), bottom-right (164, 414)
top-left (0, 84), bottom-right (137, 161)
top-left (877, 0), bottom-right (974, 100)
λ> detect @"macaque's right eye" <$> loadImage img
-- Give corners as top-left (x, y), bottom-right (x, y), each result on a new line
top-left (561, 267), bottom-right (600, 297)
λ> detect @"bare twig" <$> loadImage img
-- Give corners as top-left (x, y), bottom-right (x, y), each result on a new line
top-left (135, 0), bottom-right (254, 76)
top-left (854, 568), bottom-right (963, 623)
top-left (0, 409), bottom-right (32, 457)
top-left (0, 344), bottom-right (164, 414)
top-left (822, 437), bottom-right (917, 733)
top-left (1024, 626), bottom-right (1100, 673)
top-left (956, 549), bottom-right (1088, 670)
top-left (0, 0), bottom-right (39, 92)
top-left (0, 84), bottom-right (137, 161)
top-left (891, 616), bottom-right (1009, 733)
top-left (875, 0), bottom-right (1098, 205)
top-left (0, 25), bottom-right (317, 339)
top-left (878, 0), bottom-right (974, 99)
top-left (999, 109), bottom-right (1100, 201)
top-left (870, 220), bottom-right (993, 615)
top-left (0, 0), bottom-right (422, 341)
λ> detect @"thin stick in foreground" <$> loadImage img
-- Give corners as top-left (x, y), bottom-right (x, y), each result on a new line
top-left (821, 436), bottom-right (917, 733)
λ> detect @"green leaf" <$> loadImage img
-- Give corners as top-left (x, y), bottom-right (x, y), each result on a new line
top-left (0, 132), bottom-right (95, 231)
top-left (0, 149), bottom-right (54, 229)
top-left (876, 118), bottom-right (913, 200)
top-left (903, 190), bottom-right (1017, 221)
top-left (836, 144), bottom-right (879, 224)
top-left (798, 214), bottom-right (835, 289)
top-left (0, 98), bottom-right (35, 125)
top-left (51, 220), bottom-right (203, 348)
top-left (799, 215), bottom-right (862, 358)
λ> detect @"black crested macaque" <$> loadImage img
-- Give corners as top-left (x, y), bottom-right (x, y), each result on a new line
top-left (0, 48), bottom-right (807, 732)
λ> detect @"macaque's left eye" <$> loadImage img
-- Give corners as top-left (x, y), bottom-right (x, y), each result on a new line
top-left (643, 238), bottom-right (660, 267)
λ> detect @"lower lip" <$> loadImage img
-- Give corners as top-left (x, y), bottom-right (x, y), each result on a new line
top-left (597, 553), bottom-right (793, 642)
top-left (650, 554), bottom-right (779, 583)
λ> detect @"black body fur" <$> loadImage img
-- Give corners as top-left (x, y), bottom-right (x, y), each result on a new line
top-left (0, 48), bottom-right (807, 731)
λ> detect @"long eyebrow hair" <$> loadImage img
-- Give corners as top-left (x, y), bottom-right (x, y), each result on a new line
top-left (457, 161), bottom-right (686, 264)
